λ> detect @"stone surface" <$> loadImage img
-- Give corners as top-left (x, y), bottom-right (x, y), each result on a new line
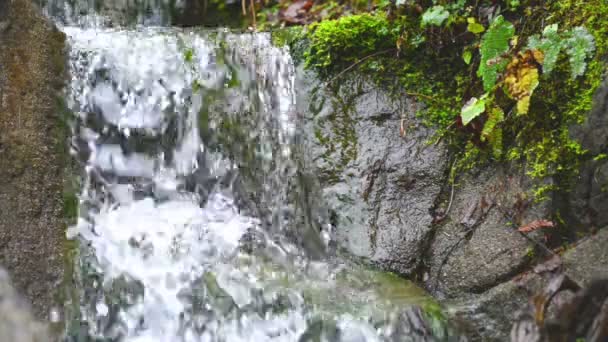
top-left (0, 0), bottom-right (68, 319)
top-left (447, 227), bottom-right (608, 341)
top-left (425, 165), bottom-right (545, 298)
top-left (446, 279), bottom-right (530, 341)
top-left (562, 228), bottom-right (608, 285)
top-left (297, 70), bottom-right (449, 275)
top-left (0, 267), bottom-right (50, 342)
top-left (563, 80), bottom-right (608, 230)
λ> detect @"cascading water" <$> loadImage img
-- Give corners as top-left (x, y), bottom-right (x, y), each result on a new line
top-left (48, 2), bottom-right (457, 341)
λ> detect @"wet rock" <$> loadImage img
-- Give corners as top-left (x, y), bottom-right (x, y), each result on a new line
top-left (562, 79), bottom-right (608, 230)
top-left (425, 164), bottom-right (544, 298)
top-left (0, 267), bottom-right (50, 342)
top-left (446, 279), bottom-right (530, 341)
top-left (562, 228), bottom-right (608, 285)
top-left (510, 278), bottom-right (608, 342)
top-left (296, 70), bottom-right (449, 276)
top-left (447, 227), bottom-right (608, 341)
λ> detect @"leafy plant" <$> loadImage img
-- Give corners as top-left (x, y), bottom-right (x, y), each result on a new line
top-left (527, 24), bottom-right (595, 78)
top-left (421, 6), bottom-right (449, 27)
top-left (477, 15), bottom-right (515, 92)
top-left (461, 95), bottom-right (487, 125)
top-left (467, 17), bottom-right (485, 34)
top-left (563, 27), bottom-right (596, 78)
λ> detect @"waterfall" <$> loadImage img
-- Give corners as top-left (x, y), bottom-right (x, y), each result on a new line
top-left (50, 4), bottom-right (449, 342)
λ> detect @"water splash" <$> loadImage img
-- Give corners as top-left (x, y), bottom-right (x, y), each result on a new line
top-left (60, 20), bottom-right (450, 342)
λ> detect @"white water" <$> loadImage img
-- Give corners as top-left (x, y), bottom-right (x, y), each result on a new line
top-left (58, 11), bottom-right (446, 341)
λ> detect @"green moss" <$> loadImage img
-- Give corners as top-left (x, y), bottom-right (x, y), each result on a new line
top-left (305, 13), bottom-right (401, 77)
top-left (307, 83), bottom-right (360, 185)
top-left (300, 0), bottom-right (608, 199)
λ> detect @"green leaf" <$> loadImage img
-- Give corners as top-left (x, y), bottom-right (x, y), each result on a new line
top-left (467, 18), bottom-right (485, 34)
top-left (563, 27), bottom-right (595, 78)
top-left (463, 50), bottom-right (472, 65)
top-left (461, 95), bottom-right (487, 125)
top-left (421, 6), bottom-right (450, 27)
top-left (477, 16), bottom-right (515, 91)
top-left (527, 24), bottom-right (562, 75)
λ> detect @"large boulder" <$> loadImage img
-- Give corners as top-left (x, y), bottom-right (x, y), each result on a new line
top-left (447, 227), bottom-right (608, 340)
top-left (0, 0), bottom-right (68, 318)
top-left (297, 71), bottom-right (449, 275)
top-left (562, 227), bottom-right (608, 284)
top-left (424, 165), bottom-right (548, 298)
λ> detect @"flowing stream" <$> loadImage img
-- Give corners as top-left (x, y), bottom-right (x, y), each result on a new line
top-left (43, 1), bottom-right (455, 340)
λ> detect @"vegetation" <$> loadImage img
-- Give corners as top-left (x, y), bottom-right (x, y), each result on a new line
top-left (266, 0), bottom-right (607, 200)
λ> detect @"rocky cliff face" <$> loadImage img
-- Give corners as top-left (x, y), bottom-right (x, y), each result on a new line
top-left (296, 65), bottom-right (608, 339)
top-left (0, 0), bottom-right (68, 319)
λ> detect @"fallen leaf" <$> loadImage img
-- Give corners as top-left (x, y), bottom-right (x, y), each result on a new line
top-left (518, 219), bottom-right (555, 233)
top-left (279, 0), bottom-right (313, 25)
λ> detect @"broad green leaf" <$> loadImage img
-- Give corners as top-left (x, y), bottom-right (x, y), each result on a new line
top-left (463, 50), bottom-right (472, 65)
top-left (421, 6), bottom-right (450, 27)
top-left (478, 16), bottom-right (515, 91)
top-left (564, 27), bottom-right (595, 78)
top-left (461, 95), bottom-right (487, 125)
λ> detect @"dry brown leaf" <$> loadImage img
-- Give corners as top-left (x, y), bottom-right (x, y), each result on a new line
top-left (278, 0), bottom-right (313, 25)
top-left (503, 49), bottom-right (542, 114)
top-left (518, 219), bottom-right (555, 233)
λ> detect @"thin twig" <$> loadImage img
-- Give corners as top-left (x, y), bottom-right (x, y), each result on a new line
top-left (325, 48), bottom-right (396, 86)
top-left (404, 91), bottom-right (434, 101)
top-left (434, 157), bottom-right (458, 222)
top-left (250, 0), bottom-right (257, 28)
top-left (444, 163), bottom-right (457, 218)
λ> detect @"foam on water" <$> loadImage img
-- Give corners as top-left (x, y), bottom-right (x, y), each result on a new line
top-left (60, 25), bottom-right (345, 341)
top-left (61, 19), bottom-right (448, 342)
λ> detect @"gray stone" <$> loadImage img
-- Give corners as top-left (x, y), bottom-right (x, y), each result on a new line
top-left (296, 70), bottom-right (448, 275)
top-left (563, 80), bottom-right (608, 230)
top-left (447, 227), bottom-right (608, 341)
top-left (446, 279), bottom-right (530, 341)
top-left (425, 165), bottom-right (544, 298)
top-left (562, 228), bottom-right (608, 285)
top-left (0, 268), bottom-right (50, 342)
